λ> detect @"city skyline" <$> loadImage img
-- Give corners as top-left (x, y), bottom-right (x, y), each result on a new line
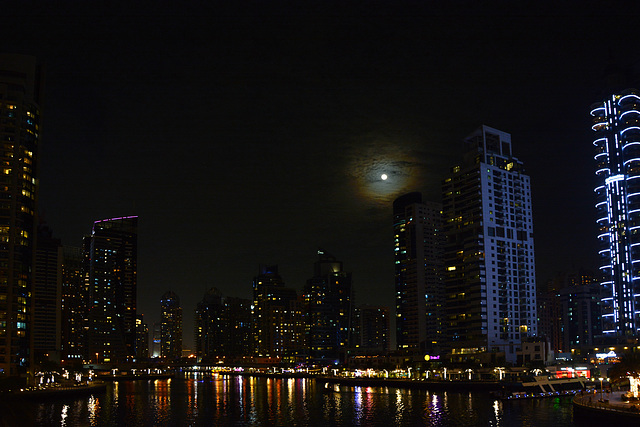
top-left (3, 3), bottom-right (639, 348)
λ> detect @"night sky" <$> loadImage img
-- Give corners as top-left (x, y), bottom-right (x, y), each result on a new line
top-left (4, 2), bottom-right (640, 349)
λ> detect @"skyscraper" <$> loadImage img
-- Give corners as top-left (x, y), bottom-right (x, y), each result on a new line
top-left (61, 246), bottom-right (87, 363)
top-left (393, 193), bottom-right (443, 352)
top-left (591, 88), bottom-right (640, 338)
top-left (135, 314), bottom-right (149, 360)
top-left (194, 288), bottom-right (251, 362)
top-left (442, 125), bottom-right (537, 364)
top-left (354, 305), bottom-right (390, 353)
top-left (33, 224), bottom-right (62, 362)
top-left (304, 250), bottom-right (353, 363)
top-left (160, 291), bottom-right (182, 360)
top-left (0, 54), bottom-right (42, 382)
top-left (252, 265), bottom-right (304, 361)
top-left (86, 216), bottom-right (138, 364)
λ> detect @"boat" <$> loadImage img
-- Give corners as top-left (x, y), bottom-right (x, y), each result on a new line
top-left (496, 376), bottom-right (588, 400)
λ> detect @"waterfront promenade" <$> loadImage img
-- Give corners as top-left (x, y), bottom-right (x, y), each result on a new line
top-left (573, 390), bottom-right (640, 422)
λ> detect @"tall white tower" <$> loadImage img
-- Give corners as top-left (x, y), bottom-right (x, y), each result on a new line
top-left (443, 125), bottom-right (537, 364)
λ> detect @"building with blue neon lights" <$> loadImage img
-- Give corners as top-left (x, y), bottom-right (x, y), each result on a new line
top-left (591, 88), bottom-right (640, 338)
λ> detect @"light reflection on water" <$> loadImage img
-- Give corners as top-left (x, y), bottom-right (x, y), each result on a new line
top-left (0, 374), bottom-right (577, 426)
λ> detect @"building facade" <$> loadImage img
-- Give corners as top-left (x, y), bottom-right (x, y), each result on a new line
top-left (442, 125), bottom-right (537, 364)
top-left (591, 88), bottom-right (640, 338)
top-left (33, 224), bottom-right (62, 362)
top-left (0, 54), bottom-right (42, 382)
top-left (194, 288), bottom-right (252, 361)
top-left (252, 265), bottom-right (304, 361)
top-left (160, 290), bottom-right (182, 360)
top-left (354, 305), bottom-right (390, 353)
top-left (86, 216), bottom-right (138, 364)
top-left (60, 246), bottom-right (87, 363)
top-left (393, 193), bottom-right (443, 352)
top-left (304, 250), bottom-right (353, 363)
top-left (135, 314), bottom-right (149, 360)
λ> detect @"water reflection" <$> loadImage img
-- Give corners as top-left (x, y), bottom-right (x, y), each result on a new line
top-left (0, 374), bottom-right (578, 426)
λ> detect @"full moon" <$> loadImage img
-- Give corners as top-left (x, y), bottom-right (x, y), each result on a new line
top-left (381, 174), bottom-right (388, 181)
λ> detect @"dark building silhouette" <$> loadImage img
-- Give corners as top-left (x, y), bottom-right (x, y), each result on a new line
top-left (393, 193), bottom-right (443, 353)
top-left (160, 291), bottom-right (182, 360)
top-left (304, 250), bottom-right (353, 363)
top-left (0, 54), bottom-right (43, 383)
top-left (33, 224), bottom-right (62, 363)
top-left (538, 270), bottom-right (601, 355)
top-left (86, 216), bottom-right (138, 364)
top-left (135, 314), bottom-right (149, 360)
top-left (151, 323), bottom-right (161, 358)
top-left (194, 288), bottom-right (251, 361)
top-left (354, 305), bottom-right (390, 353)
top-left (60, 246), bottom-right (87, 363)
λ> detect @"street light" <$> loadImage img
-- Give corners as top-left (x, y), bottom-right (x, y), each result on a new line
top-left (599, 377), bottom-right (604, 402)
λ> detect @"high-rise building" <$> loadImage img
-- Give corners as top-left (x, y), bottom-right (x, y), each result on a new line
top-left (61, 246), bottom-right (87, 363)
top-left (252, 265), bottom-right (304, 361)
top-left (151, 323), bottom-right (161, 358)
top-left (442, 125), bottom-right (537, 364)
top-left (393, 193), bottom-right (443, 352)
top-left (304, 250), bottom-right (354, 363)
top-left (559, 282), bottom-right (602, 351)
top-left (0, 54), bottom-right (42, 382)
top-left (160, 290), bottom-right (182, 360)
top-left (86, 216), bottom-right (138, 364)
top-left (194, 288), bottom-right (251, 361)
top-left (354, 305), bottom-right (390, 353)
top-left (591, 88), bottom-right (640, 338)
top-left (33, 224), bottom-right (62, 362)
top-left (135, 314), bottom-right (149, 360)
top-left (537, 270), bottom-right (600, 354)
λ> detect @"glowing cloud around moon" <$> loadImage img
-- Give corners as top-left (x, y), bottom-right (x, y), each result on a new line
top-left (381, 174), bottom-right (388, 180)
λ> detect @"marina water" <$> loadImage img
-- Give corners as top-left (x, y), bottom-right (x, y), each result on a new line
top-left (0, 373), bottom-right (580, 426)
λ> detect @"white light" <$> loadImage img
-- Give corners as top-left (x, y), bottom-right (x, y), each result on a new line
top-left (381, 174), bottom-right (388, 181)
top-left (605, 174), bottom-right (625, 185)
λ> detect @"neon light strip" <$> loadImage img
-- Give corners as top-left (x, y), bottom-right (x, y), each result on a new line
top-left (622, 126), bottom-right (640, 135)
top-left (619, 94), bottom-right (640, 104)
top-left (621, 110), bottom-right (640, 119)
top-left (590, 106), bottom-right (605, 115)
top-left (605, 174), bottom-right (625, 184)
top-left (94, 215), bottom-right (138, 224)
top-left (624, 158), bottom-right (640, 165)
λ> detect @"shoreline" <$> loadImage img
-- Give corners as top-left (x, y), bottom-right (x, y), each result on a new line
top-left (229, 371), bottom-right (503, 391)
top-left (2, 381), bottom-right (108, 399)
top-left (573, 391), bottom-right (640, 422)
